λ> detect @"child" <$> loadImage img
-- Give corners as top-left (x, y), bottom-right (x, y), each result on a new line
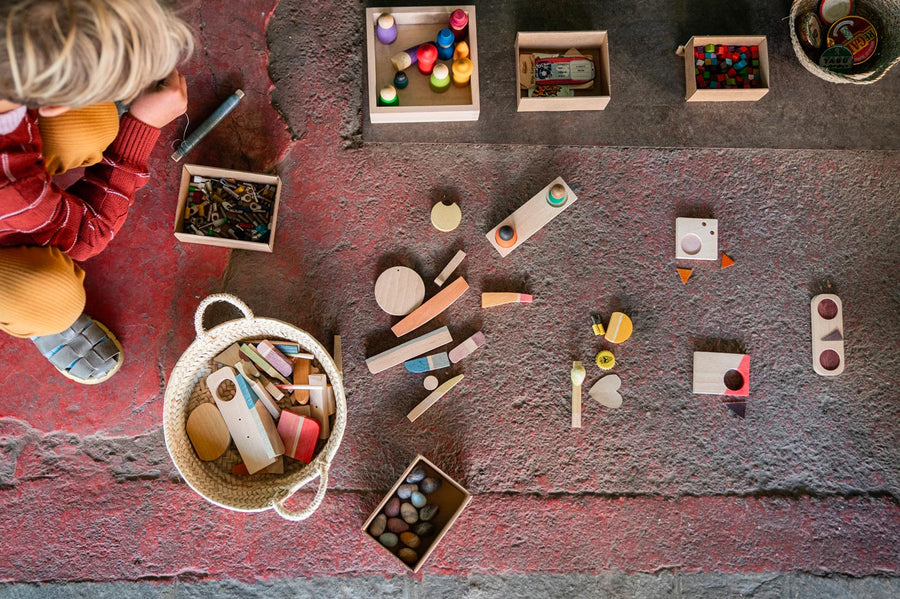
top-left (0, 0), bottom-right (194, 383)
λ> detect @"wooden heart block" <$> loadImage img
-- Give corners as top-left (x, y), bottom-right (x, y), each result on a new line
top-left (589, 375), bottom-right (622, 408)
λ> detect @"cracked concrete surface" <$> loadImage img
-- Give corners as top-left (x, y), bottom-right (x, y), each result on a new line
top-left (0, 0), bottom-right (898, 596)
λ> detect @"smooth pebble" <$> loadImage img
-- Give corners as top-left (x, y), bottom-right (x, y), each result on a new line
top-left (387, 517), bottom-right (410, 533)
top-left (398, 547), bottom-right (418, 564)
top-left (413, 521), bottom-right (436, 536)
top-left (397, 483), bottom-right (418, 499)
top-left (406, 465), bottom-right (426, 483)
top-left (400, 502), bottom-right (419, 524)
top-left (410, 491), bottom-right (427, 508)
top-left (379, 532), bottom-right (398, 548)
top-left (420, 477), bottom-right (442, 494)
top-left (419, 503), bottom-right (439, 521)
top-left (384, 497), bottom-right (400, 517)
top-left (400, 532), bottom-right (421, 548)
top-left (369, 513), bottom-right (387, 537)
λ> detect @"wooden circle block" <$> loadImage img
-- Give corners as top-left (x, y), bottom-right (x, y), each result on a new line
top-left (604, 312), bottom-right (633, 344)
top-left (186, 402), bottom-right (231, 461)
top-left (430, 202), bottom-right (462, 232)
top-left (424, 375), bottom-right (439, 390)
top-left (375, 266), bottom-right (425, 316)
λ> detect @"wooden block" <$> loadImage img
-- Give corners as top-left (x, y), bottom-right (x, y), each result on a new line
top-left (721, 252), bottom-right (735, 268)
top-left (431, 201), bottom-right (462, 232)
top-left (333, 335), bottom-right (342, 375)
top-left (292, 358), bottom-right (311, 405)
top-left (366, 326), bottom-right (453, 374)
top-left (277, 411), bottom-right (320, 463)
top-left (448, 331), bottom-right (485, 363)
top-left (407, 374), bottom-right (464, 422)
top-left (571, 361), bottom-right (585, 428)
top-left (678, 267), bottom-right (693, 284)
top-left (811, 294), bottom-right (845, 376)
top-left (375, 266), bottom-right (426, 316)
top-left (206, 367), bottom-right (281, 474)
top-left (692, 352), bottom-right (750, 397)
top-left (308, 373), bottom-right (331, 440)
top-left (434, 250), bottom-right (466, 287)
top-left (326, 385), bottom-right (336, 416)
top-left (235, 358), bottom-right (259, 379)
top-left (485, 177), bottom-right (578, 257)
top-left (481, 292), bottom-right (533, 308)
top-left (675, 218), bottom-right (718, 260)
top-left (213, 343), bottom-right (242, 367)
top-left (232, 456), bottom-right (284, 475)
top-left (240, 344), bottom-right (290, 384)
top-left (185, 403), bottom-right (230, 461)
top-left (391, 277), bottom-right (469, 337)
top-left (604, 312), bottom-right (633, 344)
top-left (404, 352), bottom-right (450, 373)
top-left (289, 405), bottom-right (312, 417)
top-left (265, 379), bottom-right (285, 401)
top-left (256, 340), bottom-right (294, 378)
top-left (589, 374), bottom-right (622, 408)
top-left (248, 377), bottom-right (281, 419)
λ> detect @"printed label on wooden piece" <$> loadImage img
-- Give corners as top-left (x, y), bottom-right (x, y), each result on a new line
top-left (434, 250), bottom-right (466, 287)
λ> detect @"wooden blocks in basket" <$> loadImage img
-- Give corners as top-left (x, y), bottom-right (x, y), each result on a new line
top-left (363, 455), bottom-right (471, 572)
top-left (186, 337), bottom-right (336, 474)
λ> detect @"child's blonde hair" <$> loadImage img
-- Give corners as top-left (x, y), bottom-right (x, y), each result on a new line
top-left (1, 0), bottom-right (194, 108)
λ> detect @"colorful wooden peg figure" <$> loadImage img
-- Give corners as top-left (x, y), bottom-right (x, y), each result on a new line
top-left (376, 14), bottom-right (397, 44)
top-left (393, 70), bottom-right (409, 89)
top-left (417, 43), bottom-right (438, 75)
top-left (436, 28), bottom-right (455, 60)
top-left (454, 40), bottom-right (470, 60)
top-left (430, 63), bottom-right (451, 93)
top-left (571, 361), bottom-right (585, 428)
top-left (378, 85), bottom-right (399, 106)
top-left (452, 57), bottom-right (474, 87)
top-left (495, 225), bottom-right (517, 248)
top-left (449, 8), bottom-right (468, 41)
top-left (547, 183), bottom-right (568, 207)
top-left (391, 45), bottom-right (419, 71)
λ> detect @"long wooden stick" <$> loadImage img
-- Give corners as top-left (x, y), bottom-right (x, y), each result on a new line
top-left (407, 374), bottom-right (464, 422)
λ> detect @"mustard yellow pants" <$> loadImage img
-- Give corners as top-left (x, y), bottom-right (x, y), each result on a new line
top-left (0, 103), bottom-right (118, 337)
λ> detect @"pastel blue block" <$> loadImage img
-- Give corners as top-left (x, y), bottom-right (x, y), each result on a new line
top-left (404, 352), bottom-right (451, 373)
top-left (235, 373), bottom-right (258, 409)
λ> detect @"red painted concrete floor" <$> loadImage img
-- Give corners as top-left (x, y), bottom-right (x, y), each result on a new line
top-left (1, 0), bottom-right (899, 589)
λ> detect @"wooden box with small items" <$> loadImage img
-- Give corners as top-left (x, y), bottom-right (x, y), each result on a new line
top-left (174, 164), bottom-right (281, 252)
top-left (362, 455), bottom-right (472, 572)
top-left (515, 31), bottom-right (611, 112)
top-left (366, 6), bottom-right (479, 123)
top-left (682, 35), bottom-right (770, 101)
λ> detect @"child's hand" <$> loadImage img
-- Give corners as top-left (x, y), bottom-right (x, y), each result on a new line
top-left (128, 70), bottom-right (188, 129)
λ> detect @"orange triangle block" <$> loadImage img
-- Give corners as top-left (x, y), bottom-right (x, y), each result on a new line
top-left (678, 268), bottom-right (692, 284)
top-left (721, 253), bottom-right (735, 269)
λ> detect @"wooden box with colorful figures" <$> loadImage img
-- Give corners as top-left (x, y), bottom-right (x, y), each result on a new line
top-left (366, 6), bottom-right (479, 123)
top-left (683, 36), bottom-right (770, 102)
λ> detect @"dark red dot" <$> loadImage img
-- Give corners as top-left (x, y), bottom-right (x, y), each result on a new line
top-left (818, 299), bottom-right (838, 319)
top-left (723, 369), bottom-right (744, 391)
top-left (819, 350), bottom-right (841, 371)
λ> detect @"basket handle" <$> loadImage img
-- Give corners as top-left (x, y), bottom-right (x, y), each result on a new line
top-left (193, 294), bottom-right (255, 339)
top-left (273, 461), bottom-right (330, 521)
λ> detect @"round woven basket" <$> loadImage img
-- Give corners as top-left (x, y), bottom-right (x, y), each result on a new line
top-left (789, 0), bottom-right (900, 83)
top-left (163, 294), bottom-right (346, 521)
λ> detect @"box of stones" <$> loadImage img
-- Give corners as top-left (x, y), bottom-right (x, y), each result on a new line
top-left (515, 30), bottom-right (611, 112)
top-left (366, 6), bottom-right (479, 123)
top-left (174, 164), bottom-right (282, 252)
top-left (362, 454), bottom-right (472, 572)
top-left (682, 36), bottom-right (770, 102)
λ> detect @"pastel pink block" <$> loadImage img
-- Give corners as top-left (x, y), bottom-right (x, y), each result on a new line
top-left (257, 340), bottom-right (294, 378)
top-left (277, 411), bottom-right (320, 463)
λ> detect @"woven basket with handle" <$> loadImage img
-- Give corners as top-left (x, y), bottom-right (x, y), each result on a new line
top-left (163, 294), bottom-right (346, 521)
top-left (790, 0), bottom-right (900, 84)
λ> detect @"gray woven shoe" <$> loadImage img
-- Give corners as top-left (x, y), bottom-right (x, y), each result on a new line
top-left (31, 314), bottom-right (124, 384)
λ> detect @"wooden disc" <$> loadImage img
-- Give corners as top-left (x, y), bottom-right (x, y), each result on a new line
top-left (430, 202), bottom-right (462, 232)
top-left (374, 266), bottom-right (425, 316)
top-left (423, 375), bottom-right (439, 390)
top-left (186, 403), bottom-right (231, 461)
